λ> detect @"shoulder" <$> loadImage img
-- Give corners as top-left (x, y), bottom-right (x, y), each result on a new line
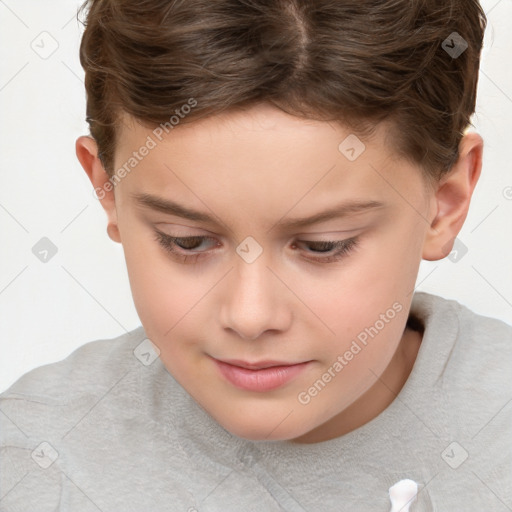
top-left (448, 294), bottom-right (512, 390)
top-left (0, 326), bottom-right (157, 510)
top-left (0, 325), bottom-right (147, 404)
top-left (0, 325), bottom-right (151, 452)
top-left (410, 292), bottom-right (512, 431)
top-left (410, 291), bottom-right (512, 402)
top-left (412, 291), bottom-right (512, 352)
top-left (0, 326), bottom-right (149, 446)
top-left (409, 294), bottom-right (512, 505)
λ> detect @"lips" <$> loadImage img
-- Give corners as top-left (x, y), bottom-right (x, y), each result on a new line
top-left (217, 359), bottom-right (305, 370)
top-left (210, 356), bottom-right (312, 392)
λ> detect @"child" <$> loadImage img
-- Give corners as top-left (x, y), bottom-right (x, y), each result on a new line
top-left (1, 0), bottom-right (510, 510)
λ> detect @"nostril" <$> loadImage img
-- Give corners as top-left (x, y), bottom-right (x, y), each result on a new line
top-left (388, 479), bottom-right (418, 512)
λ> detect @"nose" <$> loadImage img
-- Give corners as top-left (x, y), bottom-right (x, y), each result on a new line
top-left (219, 253), bottom-right (292, 341)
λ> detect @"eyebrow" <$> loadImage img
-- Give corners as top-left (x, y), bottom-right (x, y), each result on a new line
top-left (131, 192), bottom-right (385, 230)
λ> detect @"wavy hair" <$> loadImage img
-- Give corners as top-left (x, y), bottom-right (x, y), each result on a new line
top-left (78, 0), bottom-right (487, 181)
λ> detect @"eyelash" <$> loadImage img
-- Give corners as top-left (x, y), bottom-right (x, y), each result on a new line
top-left (153, 230), bottom-right (359, 264)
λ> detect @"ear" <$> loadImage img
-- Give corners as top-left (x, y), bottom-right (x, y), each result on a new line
top-left (76, 136), bottom-right (121, 243)
top-left (422, 132), bottom-right (483, 260)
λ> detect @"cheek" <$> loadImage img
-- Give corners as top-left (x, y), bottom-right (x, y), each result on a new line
top-left (120, 230), bottom-right (200, 338)
top-left (301, 294), bottom-right (411, 414)
top-left (350, 221), bottom-right (424, 298)
top-left (304, 235), bottom-right (417, 325)
top-left (298, 231), bottom-right (420, 376)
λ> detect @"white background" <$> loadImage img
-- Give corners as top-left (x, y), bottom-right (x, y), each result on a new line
top-left (1, 0), bottom-right (511, 392)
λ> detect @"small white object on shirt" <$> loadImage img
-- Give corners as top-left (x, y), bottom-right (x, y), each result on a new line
top-left (388, 479), bottom-right (418, 512)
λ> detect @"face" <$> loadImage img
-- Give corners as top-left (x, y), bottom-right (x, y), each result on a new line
top-left (91, 104), bottom-right (437, 442)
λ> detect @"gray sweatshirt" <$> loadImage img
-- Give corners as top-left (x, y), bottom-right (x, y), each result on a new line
top-left (1, 292), bottom-right (511, 512)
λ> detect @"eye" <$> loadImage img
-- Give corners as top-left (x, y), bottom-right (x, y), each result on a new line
top-left (153, 229), bottom-right (359, 264)
top-left (291, 238), bottom-right (359, 263)
top-left (153, 231), bottom-right (219, 263)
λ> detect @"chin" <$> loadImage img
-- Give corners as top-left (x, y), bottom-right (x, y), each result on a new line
top-left (218, 414), bottom-right (308, 442)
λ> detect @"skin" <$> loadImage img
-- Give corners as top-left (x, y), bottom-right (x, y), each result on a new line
top-left (76, 103), bottom-right (482, 444)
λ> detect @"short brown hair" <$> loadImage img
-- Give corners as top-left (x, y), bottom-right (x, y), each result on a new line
top-left (78, 0), bottom-right (486, 181)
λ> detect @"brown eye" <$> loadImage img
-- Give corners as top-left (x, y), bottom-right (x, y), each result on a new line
top-left (153, 229), bottom-right (359, 265)
top-left (153, 231), bottom-right (218, 263)
top-left (293, 237), bottom-right (359, 263)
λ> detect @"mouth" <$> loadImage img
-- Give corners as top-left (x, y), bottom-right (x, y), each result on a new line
top-left (216, 358), bottom-right (308, 370)
top-left (209, 356), bottom-right (312, 392)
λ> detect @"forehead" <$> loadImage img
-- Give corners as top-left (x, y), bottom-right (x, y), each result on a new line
top-left (117, 104), bottom-right (391, 148)
top-left (111, 106), bottom-right (425, 226)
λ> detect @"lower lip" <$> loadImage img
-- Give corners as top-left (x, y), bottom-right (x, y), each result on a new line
top-left (212, 358), bottom-right (311, 392)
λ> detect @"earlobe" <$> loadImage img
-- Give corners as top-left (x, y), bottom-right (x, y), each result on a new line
top-left (75, 135), bottom-right (122, 244)
top-left (422, 133), bottom-right (483, 261)
top-left (106, 223), bottom-right (121, 244)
